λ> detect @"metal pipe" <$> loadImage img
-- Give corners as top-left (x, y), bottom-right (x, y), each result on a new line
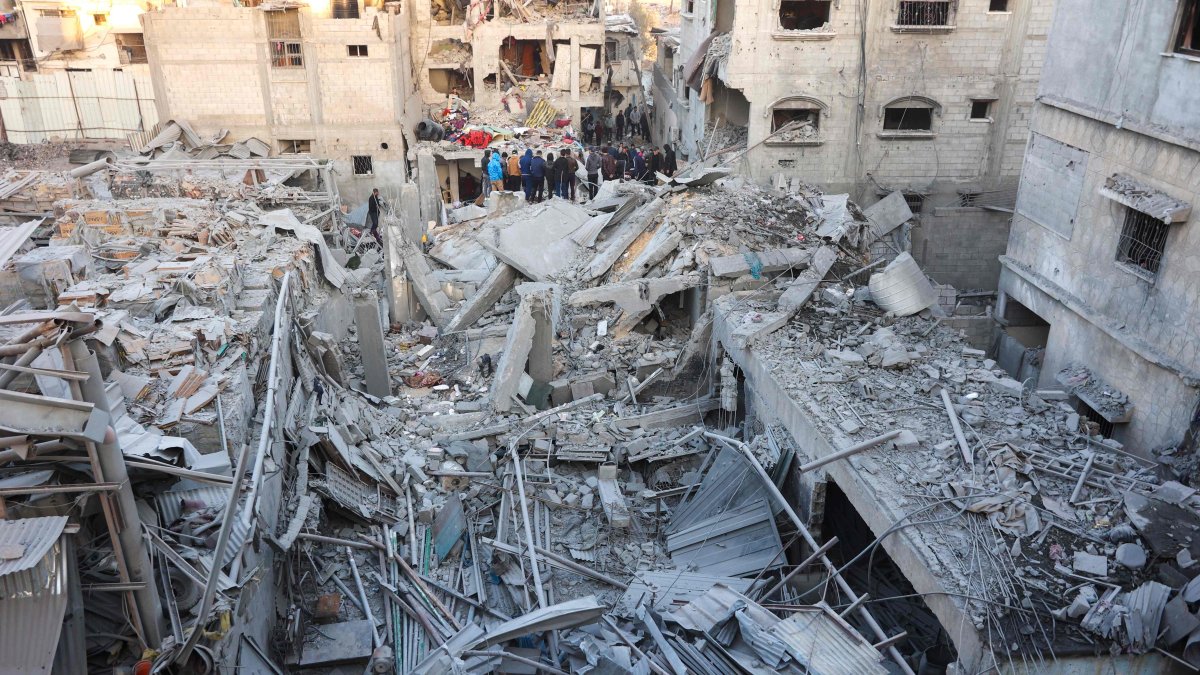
top-left (703, 432), bottom-right (915, 675)
top-left (509, 447), bottom-right (547, 608)
top-left (0, 343), bottom-right (46, 386)
top-left (462, 650), bottom-right (570, 675)
top-left (797, 430), bottom-right (901, 473)
top-left (760, 536), bottom-right (839, 599)
top-left (346, 546), bottom-right (382, 648)
top-left (68, 339), bottom-right (163, 647)
top-left (242, 271), bottom-right (291, 528)
top-left (940, 388), bottom-right (974, 468)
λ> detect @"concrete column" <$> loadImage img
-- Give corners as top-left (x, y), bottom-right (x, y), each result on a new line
top-left (67, 340), bottom-right (164, 647)
top-left (354, 290), bottom-right (393, 398)
top-left (416, 153), bottom-right (441, 230)
top-left (570, 36), bottom-right (580, 102)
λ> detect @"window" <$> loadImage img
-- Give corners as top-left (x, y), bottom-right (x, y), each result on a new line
top-left (1177, 0), bottom-right (1200, 55)
top-left (279, 139), bottom-right (312, 153)
top-left (332, 0), bottom-right (360, 19)
top-left (115, 34), bottom-right (147, 65)
top-left (779, 0), bottom-right (832, 30)
top-left (904, 193), bottom-right (925, 214)
top-left (684, 0), bottom-right (695, 14)
top-left (1116, 207), bottom-right (1169, 278)
top-left (969, 99), bottom-right (993, 121)
top-left (267, 10), bottom-right (303, 68)
top-left (348, 44), bottom-right (368, 57)
top-left (768, 98), bottom-right (823, 144)
top-left (93, 13), bottom-right (108, 25)
top-left (883, 106), bottom-right (933, 132)
top-left (895, 0), bottom-right (953, 27)
top-left (988, 0), bottom-right (1008, 10)
top-left (352, 156), bottom-right (374, 175)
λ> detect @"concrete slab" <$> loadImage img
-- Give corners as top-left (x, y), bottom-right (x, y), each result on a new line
top-left (400, 244), bottom-right (454, 328)
top-left (443, 263), bottom-right (519, 333)
top-left (864, 191), bottom-right (914, 242)
top-left (490, 283), bottom-right (559, 412)
top-left (475, 201), bottom-right (590, 281)
top-left (569, 274), bottom-right (702, 337)
top-left (709, 248), bottom-right (812, 278)
top-left (583, 199), bottom-right (666, 281)
top-left (618, 222), bottom-right (682, 281)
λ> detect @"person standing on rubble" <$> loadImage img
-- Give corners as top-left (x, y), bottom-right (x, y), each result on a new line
top-left (506, 151), bottom-right (521, 191)
top-left (582, 111), bottom-right (596, 145)
top-left (640, 106), bottom-right (652, 141)
top-left (601, 146), bottom-right (617, 182)
top-left (487, 150), bottom-right (504, 194)
top-left (367, 188), bottom-right (383, 242)
top-left (628, 106), bottom-right (642, 140)
top-left (530, 150), bottom-right (547, 202)
top-left (554, 149), bottom-right (578, 201)
top-left (585, 146), bottom-right (602, 200)
top-left (618, 144), bottom-right (633, 180)
top-left (519, 149), bottom-right (534, 201)
top-left (544, 151), bottom-right (557, 200)
top-left (480, 149), bottom-right (493, 202)
top-left (648, 146), bottom-right (663, 185)
top-left (595, 116), bottom-right (606, 146)
top-left (633, 148), bottom-right (647, 183)
top-left (663, 143), bottom-right (678, 177)
top-left (615, 109), bottom-right (626, 140)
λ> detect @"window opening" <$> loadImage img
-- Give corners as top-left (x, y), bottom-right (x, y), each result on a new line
top-left (904, 193), bottom-right (925, 214)
top-left (115, 33), bottom-right (147, 65)
top-left (348, 44), bottom-right (368, 57)
top-left (989, 0), bottom-right (1008, 10)
top-left (779, 0), bottom-right (832, 30)
top-left (896, 0), bottom-right (952, 26)
top-left (1116, 207), bottom-right (1169, 277)
top-left (93, 13), bottom-right (108, 25)
top-left (332, 0), bottom-right (360, 19)
top-left (771, 106), bottom-right (820, 142)
top-left (352, 156), bottom-right (374, 175)
top-left (1177, 0), bottom-right (1200, 55)
top-left (280, 139), bottom-right (312, 153)
top-left (969, 99), bottom-right (992, 120)
top-left (883, 106), bottom-right (933, 132)
top-left (267, 10), bottom-right (303, 68)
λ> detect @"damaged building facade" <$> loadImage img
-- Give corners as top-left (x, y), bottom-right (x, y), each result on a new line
top-left (653, 0), bottom-right (1053, 290)
top-left (997, 0), bottom-right (1200, 452)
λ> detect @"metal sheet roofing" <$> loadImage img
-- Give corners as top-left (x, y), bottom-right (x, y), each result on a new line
top-left (0, 516), bottom-right (67, 579)
top-left (0, 220), bottom-right (40, 269)
top-left (0, 516), bottom-right (69, 675)
top-left (772, 606), bottom-right (888, 675)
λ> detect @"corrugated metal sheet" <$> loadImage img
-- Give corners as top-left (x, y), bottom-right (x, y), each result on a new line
top-left (669, 444), bottom-right (759, 532)
top-left (155, 485), bottom-right (231, 526)
top-left (666, 498), bottom-right (783, 576)
top-left (0, 70), bottom-right (159, 144)
top-left (0, 516), bottom-right (69, 675)
top-left (618, 571), bottom-right (755, 616)
top-left (772, 606), bottom-right (888, 675)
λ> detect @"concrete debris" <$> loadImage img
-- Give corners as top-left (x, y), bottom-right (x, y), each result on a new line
top-left (0, 113), bottom-right (1190, 675)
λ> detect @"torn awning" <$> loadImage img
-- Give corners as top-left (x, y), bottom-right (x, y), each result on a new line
top-left (1099, 173), bottom-right (1191, 224)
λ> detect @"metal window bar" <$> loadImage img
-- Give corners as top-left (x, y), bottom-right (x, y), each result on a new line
top-left (352, 155), bottom-right (374, 175)
top-left (903, 193), bottom-right (924, 214)
top-left (1116, 208), bottom-right (1169, 276)
top-left (896, 0), bottom-right (952, 26)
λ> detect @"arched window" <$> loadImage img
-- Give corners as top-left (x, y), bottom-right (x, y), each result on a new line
top-left (766, 96), bottom-right (828, 144)
top-left (879, 96), bottom-right (941, 136)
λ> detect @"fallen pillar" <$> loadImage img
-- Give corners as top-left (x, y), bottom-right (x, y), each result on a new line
top-left (569, 274), bottom-right (702, 338)
top-left (354, 291), bottom-right (393, 399)
top-left (618, 222), bottom-right (682, 281)
top-left (400, 243), bottom-right (454, 328)
top-left (583, 199), bottom-right (666, 281)
top-left (443, 263), bottom-right (518, 333)
top-left (491, 283), bottom-right (558, 412)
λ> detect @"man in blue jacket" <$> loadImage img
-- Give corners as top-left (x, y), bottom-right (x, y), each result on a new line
top-left (529, 151), bottom-right (547, 202)
top-left (487, 151), bottom-right (504, 194)
top-left (519, 149), bottom-right (534, 201)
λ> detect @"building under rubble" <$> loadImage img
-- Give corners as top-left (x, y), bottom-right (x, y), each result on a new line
top-left (0, 0), bottom-right (1199, 674)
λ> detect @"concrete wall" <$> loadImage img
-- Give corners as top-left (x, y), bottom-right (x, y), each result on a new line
top-left (913, 207), bottom-right (1012, 290)
top-left (653, 0), bottom-right (1052, 289)
top-left (143, 2), bottom-right (419, 203)
top-left (1000, 102), bottom-right (1200, 452)
top-left (408, 2), bottom-right (605, 124)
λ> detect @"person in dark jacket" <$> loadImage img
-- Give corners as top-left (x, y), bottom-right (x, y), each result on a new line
top-left (663, 144), bottom-right (678, 177)
top-left (640, 106), bottom-right (652, 141)
top-left (480, 149), bottom-right (493, 202)
top-left (530, 151), bottom-right (547, 202)
top-left (618, 145), bottom-right (633, 180)
top-left (544, 152), bottom-right (557, 200)
top-left (601, 147), bottom-right (617, 181)
top-left (647, 147), bottom-right (663, 185)
top-left (615, 109), bottom-right (626, 139)
top-left (553, 149), bottom-right (577, 201)
top-left (633, 150), bottom-right (647, 183)
top-left (519, 149), bottom-right (534, 201)
top-left (582, 112), bottom-right (595, 145)
top-left (367, 188), bottom-right (383, 242)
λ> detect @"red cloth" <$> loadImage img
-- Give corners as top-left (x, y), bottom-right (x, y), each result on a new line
top-left (457, 130), bottom-right (493, 148)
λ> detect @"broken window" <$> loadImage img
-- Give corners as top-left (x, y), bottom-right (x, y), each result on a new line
top-left (1077, 400), bottom-right (1115, 438)
top-left (769, 99), bottom-right (822, 143)
top-left (115, 33), bottom-right (147, 65)
top-left (348, 44), bottom-right (368, 57)
top-left (1177, 0), bottom-right (1200, 56)
top-left (1116, 206), bottom-right (1170, 278)
top-left (352, 155), bottom-right (374, 175)
top-left (778, 0), bottom-right (832, 30)
top-left (332, 0), bottom-right (360, 19)
top-left (989, 0), bottom-right (1008, 10)
top-left (882, 102), bottom-right (934, 133)
top-left (279, 139), bottom-right (312, 153)
top-left (903, 192), bottom-right (925, 213)
top-left (267, 10), bottom-right (303, 69)
top-left (895, 0), bottom-right (953, 27)
top-left (500, 37), bottom-right (544, 79)
top-left (969, 99), bottom-right (993, 121)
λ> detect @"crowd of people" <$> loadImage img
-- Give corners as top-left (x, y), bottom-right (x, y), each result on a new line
top-left (479, 142), bottom-right (678, 205)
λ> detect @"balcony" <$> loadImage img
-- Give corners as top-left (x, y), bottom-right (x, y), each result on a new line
top-left (0, 8), bottom-right (29, 39)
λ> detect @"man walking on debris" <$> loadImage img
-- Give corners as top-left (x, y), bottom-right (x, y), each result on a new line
top-left (585, 146), bottom-right (602, 200)
top-left (367, 188), bottom-right (383, 242)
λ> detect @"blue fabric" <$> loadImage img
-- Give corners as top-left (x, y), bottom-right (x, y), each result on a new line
top-left (487, 154), bottom-right (503, 181)
top-left (519, 149), bottom-right (533, 175)
top-left (523, 175), bottom-right (534, 199)
top-left (530, 156), bottom-right (546, 178)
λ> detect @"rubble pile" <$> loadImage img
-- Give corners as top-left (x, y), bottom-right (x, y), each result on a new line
top-left (1, 139), bottom-right (1197, 675)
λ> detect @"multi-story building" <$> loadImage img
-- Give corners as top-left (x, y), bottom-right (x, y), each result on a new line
top-left (652, 0), bottom-right (1054, 290)
top-left (997, 0), bottom-right (1200, 453)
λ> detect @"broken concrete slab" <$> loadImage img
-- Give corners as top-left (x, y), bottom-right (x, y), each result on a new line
top-left (400, 243), bottom-right (454, 328)
top-left (353, 292), bottom-right (392, 399)
top-left (709, 248), bottom-right (812, 279)
top-left (864, 191), bottom-right (914, 242)
top-left (490, 283), bottom-right (559, 412)
top-left (779, 245), bottom-right (839, 314)
top-left (583, 199), bottom-right (666, 281)
top-left (476, 200), bottom-right (590, 281)
top-left (614, 399), bottom-right (719, 430)
top-left (618, 222), bottom-right (682, 281)
top-left (443, 263), bottom-right (519, 333)
top-left (814, 194), bottom-right (855, 244)
top-left (569, 274), bottom-right (703, 337)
